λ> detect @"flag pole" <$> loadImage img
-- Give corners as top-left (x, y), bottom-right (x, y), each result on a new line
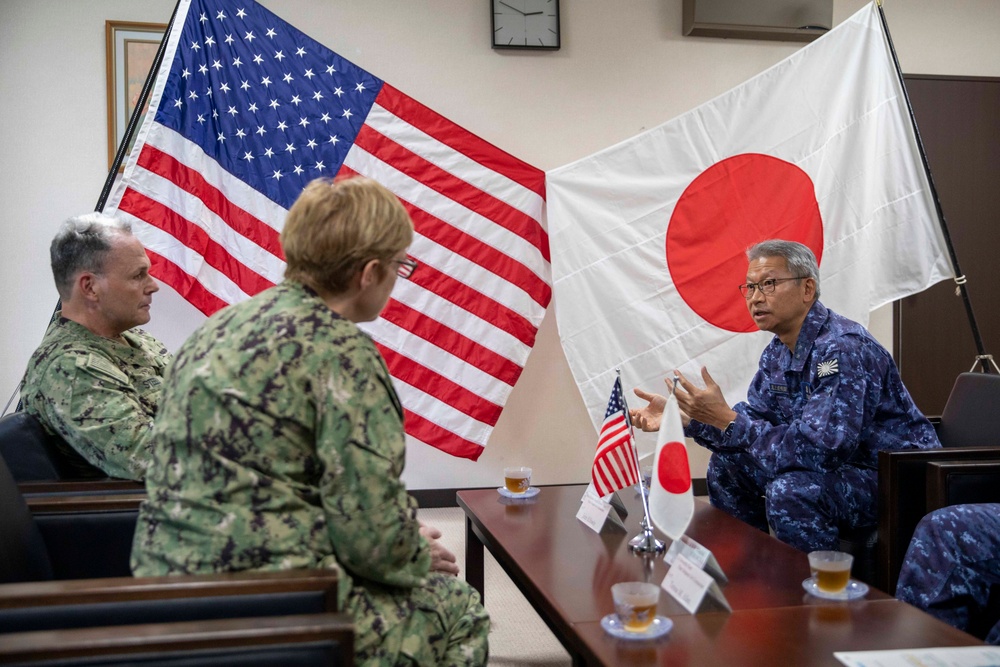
top-left (95, 0), bottom-right (183, 213)
top-left (874, 0), bottom-right (995, 375)
top-left (618, 369), bottom-right (666, 555)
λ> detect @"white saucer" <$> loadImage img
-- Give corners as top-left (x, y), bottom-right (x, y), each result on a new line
top-left (600, 614), bottom-right (673, 640)
top-left (497, 486), bottom-right (539, 499)
top-left (802, 577), bottom-right (869, 600)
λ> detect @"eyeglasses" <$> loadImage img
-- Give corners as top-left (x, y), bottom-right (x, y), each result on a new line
top-left (738, 276), bottom-right (806, 298)
top-left (391, 257), bottom-right (419, 279)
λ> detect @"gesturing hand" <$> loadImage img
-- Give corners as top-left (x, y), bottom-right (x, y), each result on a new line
top-left (673, 367), bottom-right (736, 431)
top-left (630, 387), bottom-right (666, 432)
top-left (420, 522), bottom-right (459, 577)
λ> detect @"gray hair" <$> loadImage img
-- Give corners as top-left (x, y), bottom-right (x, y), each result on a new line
top-left (746, 239), bottom-right (821, 299)
top-left (50, 213), bottom-right (133, 299)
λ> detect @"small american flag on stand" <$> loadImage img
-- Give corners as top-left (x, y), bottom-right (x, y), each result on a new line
top-left (592, 376), bottom-right (640, 497)
top-left (103, 0), bottom-right (549, 461)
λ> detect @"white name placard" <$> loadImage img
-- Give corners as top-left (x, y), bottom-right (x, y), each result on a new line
top-left (662, 553), bottom-right (731, 614)
top-left (576, 493), bottom-right (613, 533)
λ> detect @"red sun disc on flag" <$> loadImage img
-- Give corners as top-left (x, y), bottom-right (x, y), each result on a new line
top-left (657, 441), bottom-right (692, 494)
top-left (665, 153), bottom-right (824, 333)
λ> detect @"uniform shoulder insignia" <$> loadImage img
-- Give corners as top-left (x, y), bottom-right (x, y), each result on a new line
top-left (78, 353), bottom-right (129, 384)
top-left (816, 359), bottom-right (839, 378)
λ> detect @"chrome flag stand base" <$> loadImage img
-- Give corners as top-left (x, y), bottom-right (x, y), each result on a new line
top-left (628, 517), bottom-right (665, 555)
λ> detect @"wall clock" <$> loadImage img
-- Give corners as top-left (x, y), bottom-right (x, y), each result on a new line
top-left (491, 0), bottom-right (560, 50)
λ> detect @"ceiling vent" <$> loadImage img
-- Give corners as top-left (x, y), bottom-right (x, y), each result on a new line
top-left (683, 0), bottom-right (833, 42)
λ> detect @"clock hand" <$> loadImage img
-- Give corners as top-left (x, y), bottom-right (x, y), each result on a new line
top-left (524, 11), bottom-right (543, 15)
top-left (499, 1), bottom-right (526, 16)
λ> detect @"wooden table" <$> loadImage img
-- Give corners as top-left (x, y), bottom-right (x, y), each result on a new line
top-left (457, 485), bottom-right (982, 666)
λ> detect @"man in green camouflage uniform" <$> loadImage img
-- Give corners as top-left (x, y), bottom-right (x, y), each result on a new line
top-left (20, 214), bottom-right (169, 480)
top-left (132, 177), bottom-right (489, 666)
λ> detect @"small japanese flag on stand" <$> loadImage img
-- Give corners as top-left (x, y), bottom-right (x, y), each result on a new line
top-left (649, 390), bottom-right (694, 540)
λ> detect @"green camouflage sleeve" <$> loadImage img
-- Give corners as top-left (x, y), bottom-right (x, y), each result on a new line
top-left (316, 348), bottom-right (431, 588)
top-left (35, 350), bottom-right (158, 480)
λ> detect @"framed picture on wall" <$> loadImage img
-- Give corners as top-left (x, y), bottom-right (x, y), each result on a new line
top-left (106, 20), bottom-right (166, 170)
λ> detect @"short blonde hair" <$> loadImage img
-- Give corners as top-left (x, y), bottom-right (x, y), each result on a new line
top-left (281, 177), bottom-right (413, 293)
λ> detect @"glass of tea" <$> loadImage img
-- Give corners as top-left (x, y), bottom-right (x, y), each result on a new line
top-left (611, 581), bottom-right (660, 632)
top-left (503, 466), bottom-right (532, 494)
top-left (807, 550), bottom-right (853, 594)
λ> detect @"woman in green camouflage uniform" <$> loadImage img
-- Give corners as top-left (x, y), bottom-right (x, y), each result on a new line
top-left (131, 177), bottom-right (489, 666)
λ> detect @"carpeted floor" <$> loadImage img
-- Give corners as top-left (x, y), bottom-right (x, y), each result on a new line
top-left (418, 507), bottom-right (572, 667)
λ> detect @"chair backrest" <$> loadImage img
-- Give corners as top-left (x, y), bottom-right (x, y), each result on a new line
top-left (938, 372), bottom-right (1000, 448)
top-left (0, 456), bottom-right (54, 583)
top-left (0, 412), bottom-right (104, 481)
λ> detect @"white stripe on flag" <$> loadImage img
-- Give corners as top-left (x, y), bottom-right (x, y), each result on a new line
top-left (365, 103), bottom-right (546, 219)
top-left (361, 318), bottom-right (515, 406)
top-left (343, 143), bottom-right (550, 290)
top-left (123, 164), bottom-right (287, 283)
top-left (392, 378), bottom-right (492, 446)
top-left (390, 280), bottom-right (528, 365)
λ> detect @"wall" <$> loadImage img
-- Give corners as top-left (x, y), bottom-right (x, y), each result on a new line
top-left (2, 0), bottom-right (998, 490)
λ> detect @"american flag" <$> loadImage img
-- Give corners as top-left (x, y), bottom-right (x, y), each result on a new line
top-left (103, 0), bottom-right (550, 461)
top-left (592, 376), bottom-right (639, 497)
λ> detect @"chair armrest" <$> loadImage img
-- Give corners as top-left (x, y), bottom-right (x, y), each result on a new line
top-left (0, 569), bottom-right (341, 634)
top-left (26, 492), bottom-right (146, 514)
top-left (19, 480), bottom-right (144, 497)
top-left (926, 460), bottom-right (1000, 512)
top-left (877, 446), bottom-right (1000, 594)
top-left (0, 612), bottom-right (355, 665)
top-left (0, 569), bottom-right (340, 609)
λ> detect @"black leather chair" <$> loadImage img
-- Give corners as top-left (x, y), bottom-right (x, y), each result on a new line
top-left (876, 371), bottom-right (1000, 594)
top-left (0, 412), bottom-right (104, 482)
top-left (0, 453), bottom-right (353, 664)
top-left (0, 452), bottom-right (139, 583)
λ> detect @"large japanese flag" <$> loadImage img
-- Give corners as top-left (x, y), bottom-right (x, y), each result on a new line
top-left (546, 2), bottom-right (952, 429)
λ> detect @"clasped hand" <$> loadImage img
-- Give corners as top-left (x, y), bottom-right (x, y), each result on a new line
top-left (629, 367), bottom-right (736, 432)
top-left (419, 522), bottom-right (459, 577)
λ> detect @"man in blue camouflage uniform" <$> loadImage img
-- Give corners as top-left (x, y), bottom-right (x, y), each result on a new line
top-left (631, 240), bottom-right (939, 552)
top-left (896, 504), bottom-right (1000, 644)
top-left (131, 177), bottom-right (488, 667)
top-left (20, 214), bottom-right (169, 480)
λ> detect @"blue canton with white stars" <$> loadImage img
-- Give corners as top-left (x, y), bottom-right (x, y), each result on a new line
top-left (605, 376), bottom-right (628, 421)
top-left (686, 301), bottom-right (940, 475)
top-left (155, 0), bottom-right (383, 207)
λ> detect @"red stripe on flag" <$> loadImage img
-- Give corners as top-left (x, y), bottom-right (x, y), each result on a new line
top-left (145, 248), bottom-right (227, 316)
top-left (137, 144), bottom-right (284, 259)
top-left (379, 300), bottom-right (523, 386)
top-left (336, 165), bottom-right (549, 319)
top-left (403, 202), bottom-right (551, 310)
top-left (599, 456), bottom-right (625, 491)
top-left (597, 420), bottom-right (629, 451)
top-left (403, 409), bottom-right (484, 461)
top-left (355, 124), bottom-right (550, 263)
top-left (119, 188), bottom-right (275, 298)
top-left (376, 84), bottom-right (546, 201)
top-left (407, 261), bottom-right (538, 348)
top-left (377, 343), bottom-right (503, 426)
